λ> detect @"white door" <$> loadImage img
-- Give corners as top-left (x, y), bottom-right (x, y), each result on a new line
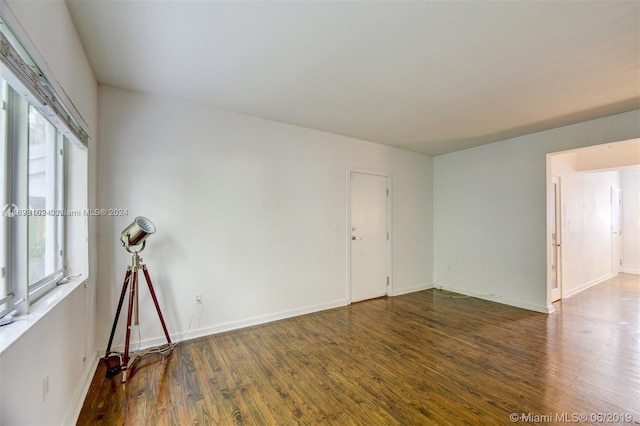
top-left (349, 172), bottom-right (388, 303)
top-left (612, 188), bottom-right (622, 275)
top-left (550, 176), bottom-right (562, 302)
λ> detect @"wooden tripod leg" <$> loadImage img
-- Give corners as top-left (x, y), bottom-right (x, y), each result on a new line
top-left (104, 268), bottom-right (132, 360)
top-left (142, 265), bottom-right (172, 345)
top-left (121, 269), bottom-right (138, 383)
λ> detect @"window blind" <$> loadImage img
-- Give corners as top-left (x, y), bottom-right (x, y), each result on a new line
top-left (0, 17), bottom-right (88, 147)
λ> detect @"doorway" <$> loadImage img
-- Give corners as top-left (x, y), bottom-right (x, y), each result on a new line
top-left (347, 170), bottom-right (390, 303)
top-left (547, 138), bottom-right (639, 308)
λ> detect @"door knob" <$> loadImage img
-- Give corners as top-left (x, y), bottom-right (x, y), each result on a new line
top-left (352, 236), bottom-right (361, 240)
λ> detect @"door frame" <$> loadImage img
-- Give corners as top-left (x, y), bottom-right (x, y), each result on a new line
top-left (345, 167), bottom-right (392, 303)
top-left (549, 175), bottom-right (562, 302)
top-left (611, 187), bottom-right (622, 275)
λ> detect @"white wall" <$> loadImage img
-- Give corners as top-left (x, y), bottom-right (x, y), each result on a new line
top-left (621, 169), bottom-right (640, 274)
top-left (96, 86), bottom-right (433, 350)
top-left (0, 1), bottom-right (98, 425)
top-left (0, 287), bottom-right (88, 425)
top-left (433, 110), bottom-right (640, 313)
top-left (552, 153), bottom-right (621, 296)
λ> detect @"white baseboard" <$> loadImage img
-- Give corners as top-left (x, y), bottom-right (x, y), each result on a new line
top-left (101, 285), bottom-right (437, 352)
top-left (105, 299), bottom-right (350, 351)
top-left (63, 351), bottom-right (99, 425)
top-left (391, 283), bottom-right (434, 296)
top-left (563, 273), bottom-right (614, 299)
top-left (496, 296), bottom-right (552, 314)
top-left (434, 284), bottom-right (551, 314)
top-left (622, 269), bottom-right (640, 275)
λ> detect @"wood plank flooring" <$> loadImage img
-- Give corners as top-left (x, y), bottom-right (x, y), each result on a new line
top-left (78, 274), bottom-right (640, 425)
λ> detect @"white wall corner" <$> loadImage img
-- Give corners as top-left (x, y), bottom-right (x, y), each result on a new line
top-left (562, 273), bottom-right (615, 299)
top-left (434, 283), bottom-right (552, 314)
top-left (391, 283), bottom-right (434, 297)
top-left (63, 351), bottom-right (100, 425)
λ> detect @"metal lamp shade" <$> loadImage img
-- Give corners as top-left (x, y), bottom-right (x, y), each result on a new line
top-left (120, 216), bottom-right (156, 247)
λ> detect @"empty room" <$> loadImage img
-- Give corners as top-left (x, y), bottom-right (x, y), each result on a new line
top-left (0, 1), bottom-right (638, 425)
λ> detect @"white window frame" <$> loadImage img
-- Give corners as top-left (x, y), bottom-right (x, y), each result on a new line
top-left (0, 80), bottom-right (8, 318)
top-left (0, 15), bottom-right (88, 319)
top-left (1, 76), bottom-right (70, 316)
top-left (25, 105), bottom-right (65, 301)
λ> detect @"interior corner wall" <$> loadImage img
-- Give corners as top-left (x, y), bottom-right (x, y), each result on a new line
top-left (433, 110), bottom-right (640, 313)
top-left (621, 169), bottom-right (640, 274)
top-left (96, 85), bottom-right (433, 351)
top-left (0, 1), bottom-right (98, 425)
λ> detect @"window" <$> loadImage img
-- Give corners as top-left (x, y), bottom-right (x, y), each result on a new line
top-left (27, 106), bottom-right (64, 294)
top-left (0, 18), bottom-right (88, 320)
top-left (0, 81), bottom-right (7, 317)
top-left (0, 78), bottom-right (67, 316)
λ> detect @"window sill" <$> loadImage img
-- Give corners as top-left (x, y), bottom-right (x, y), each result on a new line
top-left (0, 276), bottom-right (86, 355)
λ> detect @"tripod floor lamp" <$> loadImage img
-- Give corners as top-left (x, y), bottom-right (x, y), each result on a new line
top-left (103, 216), bottom-right (172, 383)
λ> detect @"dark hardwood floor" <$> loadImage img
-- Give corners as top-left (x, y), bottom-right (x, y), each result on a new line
top-left (78, 274), bottom-right (640, 425)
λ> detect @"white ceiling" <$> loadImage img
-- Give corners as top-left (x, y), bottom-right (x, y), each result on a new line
top-left (66, 0), bottom-right (640, 156)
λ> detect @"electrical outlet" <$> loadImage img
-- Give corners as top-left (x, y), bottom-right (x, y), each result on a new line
top-left (195, 293), bottom-right (202, 304)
